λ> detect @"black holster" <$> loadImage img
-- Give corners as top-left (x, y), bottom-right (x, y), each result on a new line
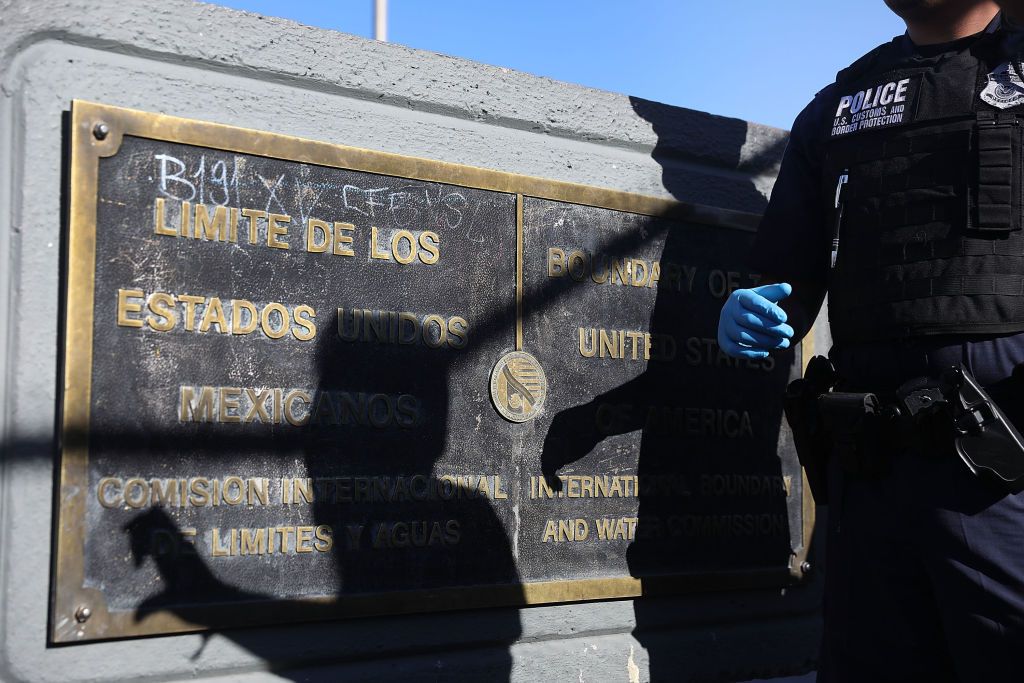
top-left (784, 356), bottom-right (838, 504)
top-left (924, 366), bottom-right (1024, 491)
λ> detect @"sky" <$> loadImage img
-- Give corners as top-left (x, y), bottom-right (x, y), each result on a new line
top-left (214, 1), bottom-right (908, 130)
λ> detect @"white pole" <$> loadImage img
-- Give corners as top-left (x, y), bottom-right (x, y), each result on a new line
top-left (374, 0), bottom-right (388, 42)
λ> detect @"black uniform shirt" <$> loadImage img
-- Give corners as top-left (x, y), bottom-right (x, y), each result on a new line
top-left (749, 25), bottom-right (1024, 393)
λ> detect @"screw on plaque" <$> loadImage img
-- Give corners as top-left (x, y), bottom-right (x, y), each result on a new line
top-left (800, 561), bottom-right (812, 575)
top-left (75, 605), bottom-right (92, 623)
top-left (92, 122), bottom-right (109, 140)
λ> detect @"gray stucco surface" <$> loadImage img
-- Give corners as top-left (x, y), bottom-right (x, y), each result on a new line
top-left (0, 1), bottom-right (825, 680)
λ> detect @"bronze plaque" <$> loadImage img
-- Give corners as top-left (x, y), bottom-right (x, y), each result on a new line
top-left (54, 101), bottom-right (810, 643)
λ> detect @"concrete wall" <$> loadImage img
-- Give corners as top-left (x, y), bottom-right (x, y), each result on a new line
top-left (0, 1), bottom-right (823, 680)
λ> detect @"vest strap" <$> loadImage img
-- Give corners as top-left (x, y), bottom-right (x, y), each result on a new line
top-left (858, 275), bottom-right (1024, 303)
top-left (876, 232), bottom-right (1024, 265)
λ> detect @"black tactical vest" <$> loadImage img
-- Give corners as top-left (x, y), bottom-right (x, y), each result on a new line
top-left (823, 29), bottom-right (1024, 344)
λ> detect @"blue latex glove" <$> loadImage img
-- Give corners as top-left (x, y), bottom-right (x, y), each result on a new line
top-left (717, 283), bottom-right (795, 359)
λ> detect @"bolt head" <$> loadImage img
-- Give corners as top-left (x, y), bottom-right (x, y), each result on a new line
top-left (75, 606), bottom-right (92, 623)
top-left (800, 561), bottom-right (812, 574)
top-left (92, 122), bottom-right (109, 140)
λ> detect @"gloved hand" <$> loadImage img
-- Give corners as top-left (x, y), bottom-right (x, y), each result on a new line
top-left (717, 282), bottom-right (795, 359)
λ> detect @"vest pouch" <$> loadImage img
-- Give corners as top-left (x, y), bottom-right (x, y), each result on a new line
top-left (973, 112), bottom-right (1021, 233)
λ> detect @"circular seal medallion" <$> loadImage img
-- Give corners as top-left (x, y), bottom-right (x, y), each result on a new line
top-left (489, 351), bottom-right (547, 423)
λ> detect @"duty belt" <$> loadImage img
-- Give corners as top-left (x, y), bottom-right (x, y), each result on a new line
top-left (785, 357), bottom-right (1024, 499)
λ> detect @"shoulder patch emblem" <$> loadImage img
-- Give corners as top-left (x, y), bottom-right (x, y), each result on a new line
top-left (980, 62), bottom-right (1024, 109)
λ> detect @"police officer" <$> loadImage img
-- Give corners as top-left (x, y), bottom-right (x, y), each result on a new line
top-left (718, 1), bottom-right (1024, 681)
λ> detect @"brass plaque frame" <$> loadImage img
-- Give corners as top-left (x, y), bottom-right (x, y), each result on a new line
top-left (54, 100), bottom-right (813, 643)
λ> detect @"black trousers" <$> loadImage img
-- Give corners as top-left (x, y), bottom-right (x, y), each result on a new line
top-left (818, 446), bottom-right (1024, 682)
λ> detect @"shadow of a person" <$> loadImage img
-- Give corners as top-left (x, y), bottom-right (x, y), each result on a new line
top-left (302, 308), bottom-right (525, 605)
top-left (537, 205), bottom-right (798, 681)
top-left (627, 97), bottom-right (788, 214)
top-left (114, 161), bottom-right (525, 679)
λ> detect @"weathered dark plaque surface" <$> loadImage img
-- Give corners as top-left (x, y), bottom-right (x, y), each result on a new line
top-left (521, 200), bottom-right (803, 581)
top-left (54, 101), bottom-right (809, 642)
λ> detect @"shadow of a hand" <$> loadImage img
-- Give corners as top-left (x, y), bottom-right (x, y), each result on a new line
top-left (541, 402), bottom-right (603, 491)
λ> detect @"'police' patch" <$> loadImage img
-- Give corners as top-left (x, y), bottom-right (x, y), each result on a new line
top-left (829, 75), bottom-right (920, 138)
top-left (980, 62), bottom-right (1024, 109)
